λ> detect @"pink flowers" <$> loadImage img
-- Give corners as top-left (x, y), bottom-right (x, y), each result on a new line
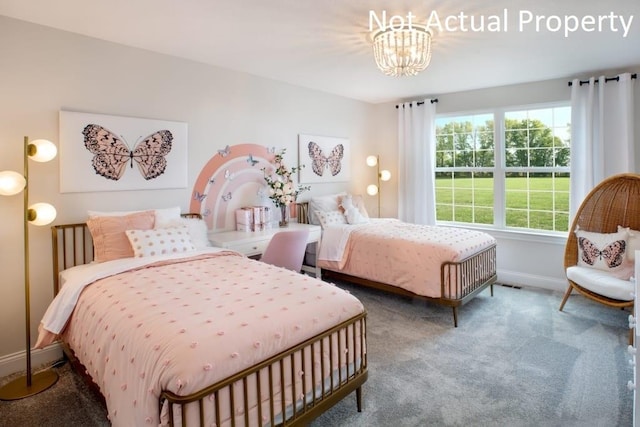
top-left (262, 149), bottom-right (310, 208)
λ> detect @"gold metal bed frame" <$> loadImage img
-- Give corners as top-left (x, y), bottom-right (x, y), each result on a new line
top-left (295, 202), bottom-right (497, 327)
top-left (321, 245), bottom-right (496, 327)
top-left (51, 218), bottom-right (368, 426)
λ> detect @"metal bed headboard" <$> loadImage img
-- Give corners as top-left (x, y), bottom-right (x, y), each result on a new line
top-left (51, 213), bottom-right (202, 295)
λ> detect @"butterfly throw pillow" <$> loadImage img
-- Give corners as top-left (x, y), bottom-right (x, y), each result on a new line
top-left (575, 226), bottom-right (629, 272)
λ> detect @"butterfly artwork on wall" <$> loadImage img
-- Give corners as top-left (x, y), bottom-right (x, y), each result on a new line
top-left (83, 124), bottom-right (173, 181)
top-left (218, 145), bottom-right (231, 157)
top-left (59, 111), bottom-right (187, 193)
top-left (298, 134), bottom-right (351, 184)
top-left (224, 169), bottom-right (234, 181)
top-left (308, 141), bottom-right (344, 177)
top-left (247, 154), bottom-right (259, 167)
top-left (221, 192), bottom-right (232, 202)
top-left (193, 191), bottom-right (206, 202)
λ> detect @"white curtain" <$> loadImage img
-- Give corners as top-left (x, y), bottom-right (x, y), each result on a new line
top-left (569, 73), bottom-right (635, 219)
top-left (397, 99), bottom-right (437, 224)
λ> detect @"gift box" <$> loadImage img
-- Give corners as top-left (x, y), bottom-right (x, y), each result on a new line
top-left (236, 207), bottom-right (255, 231)
top-left (235, 206), bottom-right (272, 231)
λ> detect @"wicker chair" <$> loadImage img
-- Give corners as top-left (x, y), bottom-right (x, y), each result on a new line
top-left (559, 173), bottom-right (640, 313)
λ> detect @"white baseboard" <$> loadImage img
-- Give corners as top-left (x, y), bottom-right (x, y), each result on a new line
top-left (497, 269), bottom-right (566, 293)
top-left (0, 343), bottom-right (63, 379)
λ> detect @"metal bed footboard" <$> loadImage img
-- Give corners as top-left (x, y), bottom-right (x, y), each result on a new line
top-left (440, 244), bottom-right (497, 326)
top-left (161, 313), bottom-right (367, 426)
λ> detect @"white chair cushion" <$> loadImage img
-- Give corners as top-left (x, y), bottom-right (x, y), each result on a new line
top-left (566, 265), bottom-right (635, 301)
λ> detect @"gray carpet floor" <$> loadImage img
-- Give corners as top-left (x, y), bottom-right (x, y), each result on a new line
top-left (0, 282), bottom-right (634, 426)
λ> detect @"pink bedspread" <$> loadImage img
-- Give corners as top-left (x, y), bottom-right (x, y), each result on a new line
top-left (42, 251), bottom-right (364, 426)
top-left (318, 219), bottom-right (496, 298)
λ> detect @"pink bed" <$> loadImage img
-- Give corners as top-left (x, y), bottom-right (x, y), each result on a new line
top-left (39, 222), bottom-right (367, 426)
top-left (317, 219), bottom-right (497, 326)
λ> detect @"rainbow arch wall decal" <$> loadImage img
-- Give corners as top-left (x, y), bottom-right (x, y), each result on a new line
top-left (189, 144), bottom-right (276, 230)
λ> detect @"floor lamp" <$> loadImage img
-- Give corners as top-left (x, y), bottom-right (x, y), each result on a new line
top-left (366, 155), bottom-right (391, 217)
top-left (0, 137), bottom-right (59, 400)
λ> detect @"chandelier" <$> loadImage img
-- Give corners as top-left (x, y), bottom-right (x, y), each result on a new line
top-left (371, 25), bottom-right (432, 77)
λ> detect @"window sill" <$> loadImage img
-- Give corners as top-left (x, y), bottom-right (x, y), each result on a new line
top-left (436, 222), bottom-right (568, 246)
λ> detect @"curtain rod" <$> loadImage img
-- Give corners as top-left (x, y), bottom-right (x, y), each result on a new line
top-left (395, 98), bottom-right (438, 109)
top-left (567, 73), bottom-right (637, 87)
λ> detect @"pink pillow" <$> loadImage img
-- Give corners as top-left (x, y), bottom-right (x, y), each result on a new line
top-left (87, 211), bottom-right (155, 262)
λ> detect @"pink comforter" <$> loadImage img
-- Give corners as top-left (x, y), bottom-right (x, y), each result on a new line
top-left (318, 219), bottom-right (496, 298)
top-left (40, 251), bottom-right (364, 426)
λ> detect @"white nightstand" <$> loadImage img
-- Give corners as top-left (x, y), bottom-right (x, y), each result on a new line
top-left (208, 223), bottom-right (321, 275)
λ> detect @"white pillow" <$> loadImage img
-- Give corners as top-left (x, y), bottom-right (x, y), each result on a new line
top-left (338, 194), bottom-right (370, 219)
top-left (339, 194), bottom-right (369, 225)
top-left (308, 193), bottom-right (347, 225)
top-left (575, 226), bottom-right (628, 273)
top-left (161, 217), bottom-right (210, 250)
top-left (315, 210), bottom-right (347, 229)
top-left (88, 207), bottom-right (181, 228)
top-left (125, 226), bottom-right (196, 258)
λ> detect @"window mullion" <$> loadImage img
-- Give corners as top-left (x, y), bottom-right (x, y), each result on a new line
top-left (494, 110), bottom-right (505, 228)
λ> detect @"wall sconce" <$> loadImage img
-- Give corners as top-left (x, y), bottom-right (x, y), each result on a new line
top-left (366, 155), bottom-right (391, 217)
top-left (0, 137), bottom-right (59, 400)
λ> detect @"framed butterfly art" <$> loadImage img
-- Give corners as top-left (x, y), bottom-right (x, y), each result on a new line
top-left (59, 111), bottom-right (188, 193)
top-left (298, 134), bottom-right (351, 183)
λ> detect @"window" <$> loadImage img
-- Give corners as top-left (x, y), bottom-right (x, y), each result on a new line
top-left (435, 105), bottom-right (570, 232)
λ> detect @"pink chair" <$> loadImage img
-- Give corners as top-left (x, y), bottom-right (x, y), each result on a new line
top-left (260, 229), bottom-right (310, 272)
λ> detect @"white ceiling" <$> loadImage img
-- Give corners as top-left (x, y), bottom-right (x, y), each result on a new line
top-left (1, 0), bottom-right (639, 104)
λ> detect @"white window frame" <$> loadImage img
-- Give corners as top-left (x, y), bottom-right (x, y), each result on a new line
top-left (435, 101), bottom-right (570, 236)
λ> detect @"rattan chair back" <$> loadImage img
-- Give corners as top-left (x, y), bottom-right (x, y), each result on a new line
top-left (561, 173), bottom-right (640, 311)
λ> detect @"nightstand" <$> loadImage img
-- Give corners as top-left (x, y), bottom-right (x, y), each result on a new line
top-left (208, 223), bottom-right (321, 275)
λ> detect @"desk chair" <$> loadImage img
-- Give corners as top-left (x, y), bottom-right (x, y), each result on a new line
top-left (260, 229), bottom-right (310, 272)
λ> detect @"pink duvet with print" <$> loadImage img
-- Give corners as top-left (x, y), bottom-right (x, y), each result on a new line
top-left (318, 219), bottom-right (496, 298)
top-left (47, 252), bottom-right (364, 426)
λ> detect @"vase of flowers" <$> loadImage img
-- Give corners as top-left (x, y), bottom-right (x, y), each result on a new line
top-left (262, 149), bottom-right (310, 227)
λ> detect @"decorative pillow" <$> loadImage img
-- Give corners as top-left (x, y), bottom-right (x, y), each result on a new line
top-left (161, 217), bottom-right (210, 249)
top-left (125, 226), bottom-right (196, 258)
top-left (87, 211), bottom-right (156, 262)
top-left (308, 193), bottom-right (347, 225)
top-left (315, 210), bottom-right (347, 229)
top-left (338, 194), bottom-right (370, 219)
top-left (88, 206), bottom-right (181, 228)
top-left (628, 227), bottom-right (640, 262)
top-left (575, 226), bottom-right (629, 273)
top-left (339, 194), bottom-right (369, 225)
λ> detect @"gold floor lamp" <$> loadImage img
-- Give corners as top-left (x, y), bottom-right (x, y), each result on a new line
top-left (0, 137), bottom-right (59, 400)
top-left (366, 155), bottom-right (391, 217)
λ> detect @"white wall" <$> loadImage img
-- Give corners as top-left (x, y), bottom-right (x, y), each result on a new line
top-left (372, 74), bottom-right (640, 292)
top-left (0, 16), bottom-right (377, 374)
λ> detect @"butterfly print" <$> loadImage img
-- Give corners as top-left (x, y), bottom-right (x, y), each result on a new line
top-left (578, 237), bottom-right (626, 268)
top-left (193, 191), bottom-right (206, 202)
top-left (208, 177), bottom-right (215, 184)
top-left (247, 155), bottom-right (259, 167)
top-left (224, 169), bottom-right (234, 181)
top-left (83, 124), bottom-right (172, 181)
top-left (308, 142), bottom-right (344, 176)
top-left (202, 208), bottom-right (211, 217)
top-left (217, 145), bottom-right (230, 157)
top-left (266, 146), bottom-right (276, 154)
top-left (221, 192), bottom-right (232, 202)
